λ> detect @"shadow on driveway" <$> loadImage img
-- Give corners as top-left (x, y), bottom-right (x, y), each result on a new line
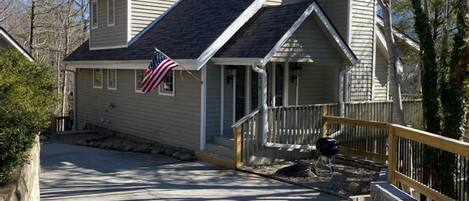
top-left (40, 143), bottom-right (341, 201)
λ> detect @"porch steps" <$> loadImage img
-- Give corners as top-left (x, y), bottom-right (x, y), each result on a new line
top-left (213, 136), bottom-right (234, 149)
top-left (195, 136), bottom-right (237, 169)
top-left (206, 143), bottom-right (234, 159)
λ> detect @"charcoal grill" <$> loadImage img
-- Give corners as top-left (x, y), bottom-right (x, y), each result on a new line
top-left (314, 137), bottom-right (339, 177)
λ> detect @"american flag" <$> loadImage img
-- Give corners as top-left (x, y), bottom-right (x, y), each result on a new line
top-left (140, 50), bottom-right (178, 93)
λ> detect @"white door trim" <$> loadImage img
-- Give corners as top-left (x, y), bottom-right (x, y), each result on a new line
top-left (232, 69), bottom-right (237, 124)
top-left (220, 65), bottom-right (225, 136)
top-left (245, 65), bottom-right (252, 114)
top-left (284, 62), bottom-right (289, 106)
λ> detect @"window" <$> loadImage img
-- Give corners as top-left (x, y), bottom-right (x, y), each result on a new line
top-left (107, 69), bottom-right (117, 90)
top-left (107, 0), bottom-right (115, 26)
top-left (93, 69), bottom-right (103, 89)
top-left (159, 71), bottom-right (175, 96)
top-left (135, 69), bottom-right (145, 93)
top-left (91, 0), bottom-right (98, 29)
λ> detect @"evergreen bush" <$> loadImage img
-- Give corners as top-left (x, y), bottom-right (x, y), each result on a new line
top-left (0, 50), bottom-right (56, 185)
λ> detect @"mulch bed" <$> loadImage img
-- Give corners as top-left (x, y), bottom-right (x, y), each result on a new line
top-left (241, 158), bottom-right (381, 198)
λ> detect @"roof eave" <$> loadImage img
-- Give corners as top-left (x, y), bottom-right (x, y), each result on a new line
top-left (0, 28), bottom-right (34, 62)
top-left (64, 59), bottom-right (199, 70)
top-left (195, 0), bottom-right (266, 70)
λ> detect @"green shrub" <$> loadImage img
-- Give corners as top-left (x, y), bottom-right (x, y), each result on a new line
top-left (0, 50), bottom-right (56, 185)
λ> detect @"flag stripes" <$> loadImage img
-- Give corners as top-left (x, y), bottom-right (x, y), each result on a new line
top-left (140, 51), bottom-right (178, 93)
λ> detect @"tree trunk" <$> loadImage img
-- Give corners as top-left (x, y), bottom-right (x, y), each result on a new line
top-left (378, 0), bottom-right (405, 125)
top-left (29, 0), bottom-right (35, 53)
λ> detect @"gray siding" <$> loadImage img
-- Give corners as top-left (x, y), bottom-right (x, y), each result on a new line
top-left (130, 0), bottom-right (178, 38)
top-left (90, 0), bottom-right (128, 49)
top-left (206, 64), bottom-right (221, 140)
top-left (76, 69), bottom-right (201, 150)
top-left (272, 15), bottom-right (345, 65)
top-left (348, 0), bottom-right (376, 101)
top-left (298, 63), bottom-right (339, 104)
top-left (374, 49), bottom-right (389, 101)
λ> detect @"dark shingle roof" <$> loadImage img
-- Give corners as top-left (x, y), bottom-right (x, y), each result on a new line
top-left (214, 2), bottom-right (312, 58)
top-left (65, 0), bottom-right (254, 61)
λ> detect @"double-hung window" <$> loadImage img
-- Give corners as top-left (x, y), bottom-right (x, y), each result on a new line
top-left (107, 0), bottom-right (115, 26)
top-left (93, 69), bottom-right (103, 89)
top-left (158, 71), bottom-right (175, 96)
top-left (91, 0), bottom-right (98, 29)
top-left (107, 69), bottom-right (117, 90)
top-left (135, 69), bottom-right (146, 93)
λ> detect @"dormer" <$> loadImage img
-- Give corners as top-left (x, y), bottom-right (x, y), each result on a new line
top-left (89, 0), bottom-right (178, 50)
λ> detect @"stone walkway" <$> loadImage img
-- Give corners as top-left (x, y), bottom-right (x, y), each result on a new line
top-left (40, 143), bottom-right (341, 200)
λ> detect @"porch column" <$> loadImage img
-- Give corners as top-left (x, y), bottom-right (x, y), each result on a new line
top-left (252, 64), bottom-right (268, 145)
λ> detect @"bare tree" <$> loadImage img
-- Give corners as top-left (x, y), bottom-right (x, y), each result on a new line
top-left (378, 0), bottom-right (406, 125)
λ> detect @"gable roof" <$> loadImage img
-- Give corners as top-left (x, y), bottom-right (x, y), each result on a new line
top-left (215, 1), bottom-right (358, 65)
top-left (0, 27), bottom-right (34, 61)
top-left (65, 0), bottom-right (263, 69)
top-left (215, 2), bottom-right (310, 59)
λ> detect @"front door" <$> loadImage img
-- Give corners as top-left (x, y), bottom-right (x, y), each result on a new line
top-left (267, 62), bottom-right (286, 107)
top-left (234, 66), bottom-right (246, 121)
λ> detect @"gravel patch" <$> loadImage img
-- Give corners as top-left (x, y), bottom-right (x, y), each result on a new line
top-left (242, 158), bottom-right (380, 198)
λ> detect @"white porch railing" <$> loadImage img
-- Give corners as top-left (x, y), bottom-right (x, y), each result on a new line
top-left (232, 100), bottom-right (423, 165)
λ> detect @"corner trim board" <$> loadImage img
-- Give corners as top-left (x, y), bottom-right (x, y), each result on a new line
top-left (200, 66), bottom-right (207, 150)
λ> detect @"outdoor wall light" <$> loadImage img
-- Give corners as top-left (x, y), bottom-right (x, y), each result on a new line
top-left (225, 68), bottom-right (237, 84)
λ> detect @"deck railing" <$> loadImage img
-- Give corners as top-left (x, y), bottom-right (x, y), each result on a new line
top-left (51, 116), bottom-right (73, 133)
top-left (323, 116), bottom-right (469, 201)
top-left (233, 100), bottom-right (423, 165)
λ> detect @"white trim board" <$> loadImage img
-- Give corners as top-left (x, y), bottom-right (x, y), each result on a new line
top-left (375, 17), bottom-right (420, 51)
top-left (0, 29), bottom-right (34, 61)
top-left (260, 1), bottom-right (358, 66)
top-left (196, 0), bottom-right (265, 70)
top-left (65, 59), bottom-right (199, 70)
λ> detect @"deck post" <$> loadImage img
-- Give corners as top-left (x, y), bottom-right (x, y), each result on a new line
top-left (388, 126), bottom-right (397, 185)
top-left (234, 126), bottom-right (242, 169)
top-left (321, 106), bottom-right (329, 137)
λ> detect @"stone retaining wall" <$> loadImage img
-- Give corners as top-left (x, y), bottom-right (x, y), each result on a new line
top-left (0, 136), bottom-right (40, 201)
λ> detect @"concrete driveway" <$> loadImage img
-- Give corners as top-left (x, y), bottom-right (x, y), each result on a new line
top-left (40, 143), bottom-right (340, 201)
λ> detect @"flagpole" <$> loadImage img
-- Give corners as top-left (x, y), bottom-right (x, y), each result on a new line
top-left (153, 47), bottom-right (202, 83)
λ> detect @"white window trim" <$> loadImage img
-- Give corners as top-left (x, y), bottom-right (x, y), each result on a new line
top-left (158, 71), bottom-right (176, 96)
top-left (93, 69), bottom-right (103, 89)
top-left (107, 69), bottom-right (117, 90)
top-left (134, 70), bottom-right (145, 93)
top-left (107, 0), bottom-right (115, 26)
top-left (91, 0), bottom-right (98, 29)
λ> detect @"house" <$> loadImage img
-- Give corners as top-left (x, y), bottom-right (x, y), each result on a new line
top-left (0, 27), bottom-right (34, 61)
top-left (64, 0), bottom-right (418, 161)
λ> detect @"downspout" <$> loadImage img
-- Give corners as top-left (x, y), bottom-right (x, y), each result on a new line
top-left (330, 66), bottom-right (350, 138)
top-left (251, 64), bottom-right (268, 145)
top-left (64, 66), bottom-right (77, 131)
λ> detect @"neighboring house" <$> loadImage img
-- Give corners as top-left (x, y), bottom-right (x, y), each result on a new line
top-left (64, 0), bottom-right (418, 159)
top-left (0, 27), bottom-right (34, 61)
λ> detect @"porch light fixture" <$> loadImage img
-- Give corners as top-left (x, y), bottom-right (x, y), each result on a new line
top-left (225, 67), bottom-right (237, 84)
top-left (290, 64), bottom-right (303, 83)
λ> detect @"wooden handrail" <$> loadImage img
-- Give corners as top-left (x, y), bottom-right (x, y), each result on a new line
top-left (323, 115), bottom-right (469, 201)
top-left (231, 109), bottom-right (260, 128)
top-left (392, 124), bottom-right (469, 157)
top-left (323, 115), bottom-right (390, 129)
